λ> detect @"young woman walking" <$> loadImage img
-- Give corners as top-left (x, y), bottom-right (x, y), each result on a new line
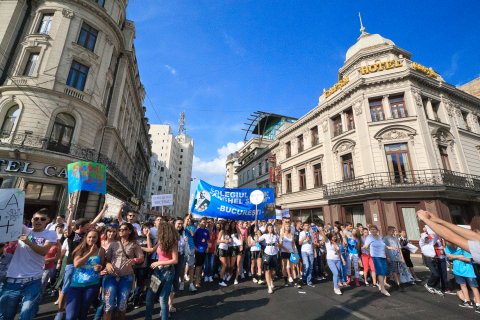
top-left (259, 223), bottom-right (280, 294)
top-left (66, 230), bottom-right (105, 320)
top-left (326, 233), bottom-right (343, 295)
top-left (361, 228), bottom-right (376, 286)
top-left (346, 229), bottom-right (361, 287)
top-left (231, 223), bottom-right (244, 285)
top-left (363, 225), bottom-right (390, 296)
top-left (248, 226), bottom-right (264, 284)
top-left (279, 222), bottom-right (295, 286)
top-left (217, 222), bottom-right (232, 287)
top-left (144, 221), bottom-right (179, 320)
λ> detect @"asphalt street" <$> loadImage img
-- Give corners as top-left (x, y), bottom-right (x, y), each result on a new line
top-left (34, 258), bottom-right (478, 320)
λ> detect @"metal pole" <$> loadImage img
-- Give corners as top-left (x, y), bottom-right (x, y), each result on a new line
top-left (161, 205), bottom-right (164, 217)
top-left (255, 203), bottom-right (258, 229)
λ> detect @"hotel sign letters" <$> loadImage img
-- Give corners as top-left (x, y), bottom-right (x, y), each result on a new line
top-left (359, 59), bottom-right (404, 75)
top-left (0, 159), bottom-right (67, 179)
top-left (324, 76), bottom-right (349, 98)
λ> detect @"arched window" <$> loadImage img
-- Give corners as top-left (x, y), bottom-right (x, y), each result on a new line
top-left (48, 113), bottom-right (75, 153)
top-left (0, 105), bottom-right (20, 137)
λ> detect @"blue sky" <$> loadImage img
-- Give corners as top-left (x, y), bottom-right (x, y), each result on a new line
top-left (127, 0), bottom-right (480, 188)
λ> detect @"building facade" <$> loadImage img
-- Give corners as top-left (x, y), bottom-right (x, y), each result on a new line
top-left (149, 117), bottom-right (194, 217)
top-left (459, 77), bottom-right (480, 99)
top-left (0, 0), bottom-right (151, 219)
top-left (227, 27), bottom-right (480, 241)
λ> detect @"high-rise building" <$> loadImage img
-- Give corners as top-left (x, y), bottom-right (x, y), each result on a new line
top-left (148, 114), bottom-right (194, 217)
top-left (0, 0), bottom-right (151, 219)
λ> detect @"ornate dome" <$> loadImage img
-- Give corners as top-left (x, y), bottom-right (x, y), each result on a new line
top-left (345, 31), bottom-right (395, 61)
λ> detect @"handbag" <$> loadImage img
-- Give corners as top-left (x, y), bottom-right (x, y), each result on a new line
top-left (290, 253), bottom-right (299, 264)
top-left (150, 273), bottom-right (162, 293)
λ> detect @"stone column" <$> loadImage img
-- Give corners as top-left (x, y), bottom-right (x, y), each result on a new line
top-left (382, 95), bottom-right (392, 119)
top-left (425, 98), bottom-right (436, 120)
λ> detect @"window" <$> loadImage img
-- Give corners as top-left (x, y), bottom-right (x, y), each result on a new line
top-left (0, 105), bottom-right (20, 137)
top-left (158, 186), bottom-right (162, 191)
top-left (23, 52), bottom-right (39, 76)
top-left (96, 0), bottom-right (105, 7)
top-left (180, 155), bottom-right (183, 159)
top-left (66, 61), bottom-right (89, 91)
top-left (285, 173), bottom-right (292, 193)
top-left (160, 167), bottom-right (164, 172)
top-left (313, 163), bottom-right (322, 187)
top-left (332, 115), bottom-right (342, 137)
top-left (369, 98), bottom-right (384, 122)
top-left (37, 13), bottom-right (53, 35)
top-left (47, 113), bottom-right (75, 153)
top-left (297, 134), bottom-right (304, 153)
top-left (77, 23), bottom-right (98, 51)
top-left (181, 149), bottom-right (183, 152)
top-left (439, 146), bottom-right (451, 171)
top-left (299, 168), bottom-right (306, 190)
top-left (389, 95), bottom-right (407, 119)
top-left (258, 162), bottom-right (262, 176)
top-left (178, 174), bottom-right (181, 178)
top-left (384, 143), bottom-right (413, 183)
top-left (310, 126), bottom-right (319, 146)
top-left (25, 182), bottom-right (58, 201)
top-left (345, 108), bottom-right (355, 131)
top-left (432, 101), bottom-right (440, 122)
top-left (341, 153), bottom-right (354, 180)
top-left (285, 141), bottom-right (291, 158)
top-left (461, 111), bottom-right (470, 131)
top-left (265, 158), bottom-right (269, 171)
top-left (180, 161), bottom-right (182, 165)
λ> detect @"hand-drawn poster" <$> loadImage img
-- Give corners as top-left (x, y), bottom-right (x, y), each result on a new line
top-left (0, 189), bottom-right (24, 242)
top-left (104, 193), bottom-right (123, 218)
top-left (67, 162), bottom-right (107, 194)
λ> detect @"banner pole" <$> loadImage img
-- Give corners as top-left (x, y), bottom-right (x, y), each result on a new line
top-left (161, 205), bottom-right (164, 217)
top-left (255, 203), bottom-right (258, 229)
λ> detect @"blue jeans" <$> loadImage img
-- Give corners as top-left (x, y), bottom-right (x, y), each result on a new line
top-left (102, 274), bottom-right (134, 313)
top-left (65, 284), bottom-right (100, 320)
top-left (301, 252), bottom-right (314, 284)
top-left (0, 278), bottom-right (42, 320)
top-left (145, 266), bottom-right (175, 320)
top-left (327, 259), bottom-right (342, 289)
top-left (203, 253), bottom-right (215, 278)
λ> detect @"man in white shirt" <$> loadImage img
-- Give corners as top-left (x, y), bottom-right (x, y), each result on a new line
top-left (299, 222), bottom-right (315, 287)
top-left (0, 208), bottom-right (57, 320)
top-left (116, 204), bottom-right (142, 236)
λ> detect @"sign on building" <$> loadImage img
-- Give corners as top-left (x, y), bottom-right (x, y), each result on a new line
top-left (0, 189), bottom-right (24, 242)
top-left (152, 194), bottom-right (174, 207)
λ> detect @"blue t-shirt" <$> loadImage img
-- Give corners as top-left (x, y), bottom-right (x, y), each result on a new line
top-left (194, 228), bottom-right (210, 253)
top-left (347, 238), bottom-right (358, 255)
top-left (185, 225), bottom-right (196, 250)
top-left (445, 246), bottom-right (475, 278)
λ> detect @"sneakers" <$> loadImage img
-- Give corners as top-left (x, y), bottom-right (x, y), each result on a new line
top-left (204, 276), bottom-right (209, 283)
top-left (219, 281), bottom-right (227, 287)
top-left (258, 279), bottom-right (265, 285)
top-left (253, 278), bottom-right (258, 283)
top-left (476, 305), bottom-right (480, 313)
top-left (179, 282), bottom-right (185, 291)
top-left (424, 284), bottom-right (435, 294)
top-left (184, 274), bottom-right (190, 282)
top-left (381, 289), bottom-right (391, 297)
top-left (433, 288), bottom-right (444, 296)
top-left (365, 281), bottom-right (370, 286)
top-left (334, 288), bottom-right (342, 295)
top-left (240, 274), bottom-right (245, 279)
top-left (234, 279), bottom-right (239, 285)
top-left (307, 283), bottom-right (315, 288)
top-left (209, 276), bottom-right (214, 282)
top-left (189, 283), bottom-right (197, 292)
top-left (288, 277), bottom-right (294, 283)
top-left (444, 290), bottom-right (456, 295)
top-left (459, 300), bottom-right (474, 308)
top-left (414, 277), bottom-right (422, 282)
top-left (226, 274), bottom-right (232, 281)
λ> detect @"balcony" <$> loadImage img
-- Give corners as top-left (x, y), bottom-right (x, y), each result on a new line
top-left (0, 132), bottom-right (135, 194)
top-left (322, 169), bottom-right (480, 199)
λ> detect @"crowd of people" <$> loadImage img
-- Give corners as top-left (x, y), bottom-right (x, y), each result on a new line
top-left (0, 205), bottom-right (480, 319)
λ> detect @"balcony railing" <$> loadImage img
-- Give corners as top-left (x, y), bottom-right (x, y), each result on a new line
top-left (323, 169), bottom-right (480, 199)
top-left (0, 132), bottom-right (135, 193)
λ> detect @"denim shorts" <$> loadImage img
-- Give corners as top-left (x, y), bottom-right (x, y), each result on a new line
top-left (455, 275), bottom-right (478, 288)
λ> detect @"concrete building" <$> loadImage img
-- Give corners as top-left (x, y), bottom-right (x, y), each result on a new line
top-left (459, 77), bottom-right (480, 99)
top-left (227, 26), bottom-right (480, 240)
top-left (149, 114), bottom-right (194, 217)
top-left (0, 0), bottom-right (151, 219)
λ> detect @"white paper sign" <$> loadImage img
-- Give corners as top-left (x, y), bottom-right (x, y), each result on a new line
top-left (0, 189), bottom-right (24, 242)
top-left (105, 193), bottom-right (123, 218)
top-left (275, 208), bottom-right (290, 220)
top-left (152, 194), bottom-right (173, 207)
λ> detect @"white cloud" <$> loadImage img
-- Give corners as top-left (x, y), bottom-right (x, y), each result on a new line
top-left (164, 64), bottom-right (177, 76)
top-left (192, 141), bottom-right (244, 187)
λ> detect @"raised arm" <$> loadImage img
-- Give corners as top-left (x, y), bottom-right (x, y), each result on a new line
top-left (90, 202), bottom-right (108, 226)
top-left (66, 204), bottom-right (74, 236)
top-left (117, 202), bottom-right (125, 224)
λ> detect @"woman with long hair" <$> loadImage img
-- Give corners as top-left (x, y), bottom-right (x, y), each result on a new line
top-left (102, 226), bottom-right (118, 251)
top-left (326, 233), bottom-right (343, 295)
top-left (361, 228), bottom-right (376, 286)
top-left (279, 221), bottom-right (295, 286)
top-left (144, 221), bottom-right (179, 320)
top-left (259, 223), bottom-right (280, 294)
top-left (231, 222), bottom-right (244, 285)
top-left (248, 225), bottom-right (264, 284)
top-left (334, 226), bottom-right (348, 284)
top-left (362, 225), bottom-right (390, 296)
top-left (346, 229), bottom-right (361, 287)
top-left (217, 221), bottom-right (232, 287)
top-left (66, 230), bottom-right (105, 320)
top-left (103, 223), bottom-right (144, 320)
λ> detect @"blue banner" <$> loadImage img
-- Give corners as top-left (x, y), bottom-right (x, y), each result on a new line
top-left (190, 180), bottom-right (275, 221)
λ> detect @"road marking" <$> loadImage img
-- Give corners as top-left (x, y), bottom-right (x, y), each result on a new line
top-left (335, 305), bottom-right (371, 320)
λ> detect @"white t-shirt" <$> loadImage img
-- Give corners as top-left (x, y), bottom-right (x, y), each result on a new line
top-left (280, 234), bottom-right (294, 253)
top-left (218, 233), bottom-right (230, 251)
top-left (259, 233), bottom-right (279, 256)
top-left (61, 238), bottom-right (70, 257)
top-left (325, 241), bottom-right (340, 260)
top-left (231, 234), bottom-right (243, 247)
top-left (299, 231), bottom-right (314, 254)
top-left (365, 234), bottom-right (386, 258)
top-left (249, 236), bottom-right (261, 252)
top-left (7, 226), bottom-right (57, 279)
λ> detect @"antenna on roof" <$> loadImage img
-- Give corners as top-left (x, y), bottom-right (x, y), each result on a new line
top-left (358, 12), bottom-right (367, 36)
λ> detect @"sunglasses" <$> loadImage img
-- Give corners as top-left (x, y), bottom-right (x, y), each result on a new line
top-left (33, 217), bottom-right (47, 222)
top-left (127, 215), bottom-right (135, 217)
top-left (119, 228), bottom-right (129, 232)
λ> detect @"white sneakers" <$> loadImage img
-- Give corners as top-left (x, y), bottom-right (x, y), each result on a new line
top-left (288, 277), bottom-right (294, 283)
top-left (184, 274), bottom-right (190, 282)
top-left (258, 279), bottom-right (265, 285)
top-left (253, 278), bottom-right (258, 283)
top-left (226, 274), bottom-right (232, 281)
top-left (179, 282), bottom-right (184, 291)
top-left (189, 283), bottom-right (197, 292)
top-left (234, 279), bottom-right (239, 285)
top-left (381, 290), bottom-right (391, 297)
top-left (334, 288), bottom-right (342, 295)
top-left (219, 281), bottom-right (227, 287)
top-left (204, 276), bottom-right (209, 283)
